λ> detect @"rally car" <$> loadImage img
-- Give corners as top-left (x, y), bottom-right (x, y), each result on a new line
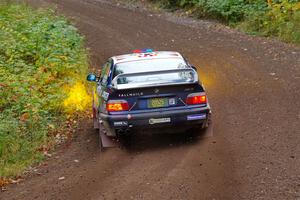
top-left (87, 49), bottom-right (211, 149)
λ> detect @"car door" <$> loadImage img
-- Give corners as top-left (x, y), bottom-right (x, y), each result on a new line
top-left (97, 59), bottom-right (113, 113)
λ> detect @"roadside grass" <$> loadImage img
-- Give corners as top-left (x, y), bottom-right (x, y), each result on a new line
top-left (0, 3), bottom-right (90, 178)
top-left (147, 0), bottom-right (300, 44)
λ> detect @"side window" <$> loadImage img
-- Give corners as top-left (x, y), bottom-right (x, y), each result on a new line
top-left (100, 60), bottom-right (111, 86)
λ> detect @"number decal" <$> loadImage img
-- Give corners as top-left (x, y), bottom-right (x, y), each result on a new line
top-left (137, 52), bottom-right (157, 58)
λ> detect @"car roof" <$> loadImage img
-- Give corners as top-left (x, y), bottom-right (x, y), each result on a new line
top-left (111, 51), bottom-right (184, 65)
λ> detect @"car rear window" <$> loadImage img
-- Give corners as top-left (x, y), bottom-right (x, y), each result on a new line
top-left (113, 58), bottom-right (188, 78)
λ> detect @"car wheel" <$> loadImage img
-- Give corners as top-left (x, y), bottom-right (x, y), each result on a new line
top-left (201, 112), bottom-right (212, 130)
top-left (118, 131), bottom-right (133, 148)
top-left (189, 114), bottom-right (212, 138)
top-left (201, 113), bottom-right (213, 138)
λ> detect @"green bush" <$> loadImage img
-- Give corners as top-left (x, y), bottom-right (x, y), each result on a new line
top-left (0, 3), bottom-right (89, 177)
top-left (241, 0), bottom-right (300, 43)
top-left (149, 0), bottom-right (300, 44)
top-left (150, 0), bottom-right (267, 22)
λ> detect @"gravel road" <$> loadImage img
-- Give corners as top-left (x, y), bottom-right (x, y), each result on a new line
top-left (1, 0), bottom-right (300, 199)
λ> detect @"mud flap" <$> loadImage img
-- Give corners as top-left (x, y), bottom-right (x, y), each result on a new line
top-left (92, 88), bottom-right (99, 129)
top-left (93, 106), bottom-right (99, 129)
top-left (201, 111), bottom-right (213, 138)
top-left (99, 121), bottom-right (118, 150)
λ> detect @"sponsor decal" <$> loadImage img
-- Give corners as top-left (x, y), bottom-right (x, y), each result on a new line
top-left (187, 114), bottom-right (206, 121)
top-left (118, 92), bottom-right (143, 97)
top-left (137, 52), bottom-right (157, 58)
top-left (97, 85), bottom-right (102, 95)
top-left (113, 121), bottom-right (128, 127)
top-left (102, 91), bottom-right (109, 100)
top-left (184, 87), bottom-right (194, 92)
top-left (168, 98), bottom-right (176, 105)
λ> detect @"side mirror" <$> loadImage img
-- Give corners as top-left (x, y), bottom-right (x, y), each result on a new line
top-left (87, 73), bottom-right (97, 82)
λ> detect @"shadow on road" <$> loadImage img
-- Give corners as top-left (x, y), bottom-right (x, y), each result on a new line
top-left (119, 129), bottom-right (210, 153)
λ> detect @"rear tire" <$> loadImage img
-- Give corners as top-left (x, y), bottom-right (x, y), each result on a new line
top-left (190, 113), bottom-right (212, 138)
top-left (201, 112), bottom-right (212, 130)
top-left (118, 131), bottom-right (133, 148)
top-left (201, 113), bottom-right (213, 138)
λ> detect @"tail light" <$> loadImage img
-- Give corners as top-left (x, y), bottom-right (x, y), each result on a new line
top-left (186, 93), bottom-right (207, 105)
top-left (106, 100), bottom-right (129, 112)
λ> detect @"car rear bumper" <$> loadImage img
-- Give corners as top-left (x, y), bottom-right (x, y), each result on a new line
top-left (100, 105), bottom-right (211, 134)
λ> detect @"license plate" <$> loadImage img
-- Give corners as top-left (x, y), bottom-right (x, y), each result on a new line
top-left (148, 98), bottom-right (168, 108)
top-left (149, 118), bottom-right (171, 125)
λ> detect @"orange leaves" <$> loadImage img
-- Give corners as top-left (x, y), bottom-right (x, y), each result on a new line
top-left (44, 75), bottom-right (56, 84)
top-left (295, 2), bottom-right (300, 10)
top-left (267, 0), bottom-right (272, 7)
top-left (20, 112), bottom-right (29, 122)
top-left (0, 178), bottom-right (10, 187)
top-left (0, 177), bottom-right (23, 189)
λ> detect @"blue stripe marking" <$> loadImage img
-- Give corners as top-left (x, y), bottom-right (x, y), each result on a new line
top-left (187, 114), bottom-right (206, 121)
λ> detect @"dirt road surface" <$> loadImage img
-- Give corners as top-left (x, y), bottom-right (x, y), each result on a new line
top-left (1, 0), bottom-right (300, 199)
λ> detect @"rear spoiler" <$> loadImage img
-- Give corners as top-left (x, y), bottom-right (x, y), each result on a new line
top-left (111, 68), bottom-right (198, 90)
